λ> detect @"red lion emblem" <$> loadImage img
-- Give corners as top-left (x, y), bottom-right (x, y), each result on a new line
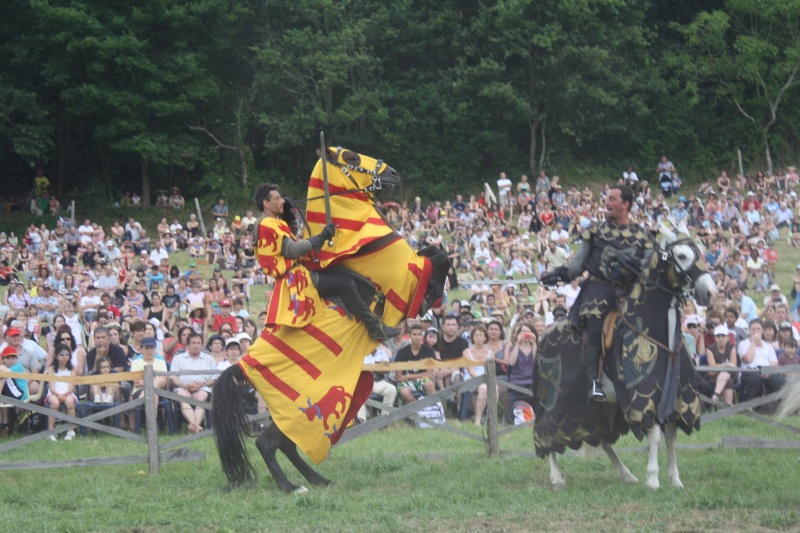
top-left (288, 295), bottom-right (315, 324)
top-left (258, 255), bottom-right (280, 276)
top-left (287, 270), bottom-right (309, 293)
top-left (259, 225), bottom-right (280, 253)
top-left (298, 386), bottom-right (353, 430)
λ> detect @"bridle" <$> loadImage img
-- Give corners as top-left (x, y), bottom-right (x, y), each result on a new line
top-left (296, 147), bottom-right (390, 205)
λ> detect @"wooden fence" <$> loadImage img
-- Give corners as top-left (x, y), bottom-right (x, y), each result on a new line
top-left (1, 361), bottom-right (797, 473)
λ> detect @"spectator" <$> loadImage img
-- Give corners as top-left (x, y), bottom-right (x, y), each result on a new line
top-left (1, 324), bottom-right (45, 397)
top-left (170, 332), bottom-right (217, 433)
top-left (503, 323), bottom-right (536, 404)
top-left (462, 324), bottom-right (494, 426)
top-left (211, 198), bottom-right (229, 221)
top-left (738, 319), bottom-right (785, 402)
top-left (394, 323), bottom-right (436, 404)
top-left (45, 343), bottom-right (78, 441)
top-left (358, 342), bottom-right (397, 420)
top-left (89, 356), bottom-right (120, 404)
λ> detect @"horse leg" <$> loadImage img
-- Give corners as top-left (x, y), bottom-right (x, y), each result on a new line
top-left (547, 452), bottom-right (566, 488)
top-left (255, 424), bottom-right (307, 494)
top-left (278, 437), bottom-right (332, 487)
top-left (601, 441), bottom-right (639, 484)
top-left (664, 422), bottom-right (684, 489)
top-left (646, 424), bottom-right (662, 490)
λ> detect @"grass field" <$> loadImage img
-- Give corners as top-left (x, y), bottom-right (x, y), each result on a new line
top-left (1, 413), bottom-right (799, 532)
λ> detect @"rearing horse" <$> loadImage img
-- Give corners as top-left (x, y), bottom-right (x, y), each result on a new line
top-left (212, 147), bottom-right (450, 493)
top-left (534, 225), bottom-right (717, 489)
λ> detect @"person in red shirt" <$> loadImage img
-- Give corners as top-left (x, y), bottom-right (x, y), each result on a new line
top-left (212, 299), bottom-right (239, 334)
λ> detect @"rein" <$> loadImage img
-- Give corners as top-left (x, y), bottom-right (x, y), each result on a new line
top-left (616, 238), bottom-right (702, 359)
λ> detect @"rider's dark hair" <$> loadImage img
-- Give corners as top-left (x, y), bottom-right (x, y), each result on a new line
top-left (611, 185), bottom-right (635, 211)
top-left (254, 183), bottom-right (280, 212)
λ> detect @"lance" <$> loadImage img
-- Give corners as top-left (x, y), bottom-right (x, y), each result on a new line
top-left (319, 131), bottom-right (334, 247)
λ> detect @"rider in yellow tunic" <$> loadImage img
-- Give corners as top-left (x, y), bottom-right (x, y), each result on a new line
top-left (255, 183), bottom-right (400, 339)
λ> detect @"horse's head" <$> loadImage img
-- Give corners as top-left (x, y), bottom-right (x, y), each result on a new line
top-left (658, 224), bottom-right (718, 305)
top-left (321, 147), bottom-right (400, 192)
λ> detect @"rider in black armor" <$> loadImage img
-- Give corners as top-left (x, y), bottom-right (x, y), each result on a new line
top-left (540, 186), bottom-right (656, 401)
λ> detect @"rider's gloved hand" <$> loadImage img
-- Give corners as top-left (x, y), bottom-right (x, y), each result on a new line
top-left (539, 266), bottom-right (570, 287)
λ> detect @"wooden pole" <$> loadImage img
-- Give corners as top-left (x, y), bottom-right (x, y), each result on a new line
top-left (143, 365), bottom-right (160, 474)
top-left (485, 361), bottom-right (500, 457)
top-left (194, 198), bottom-right (207, 239)
top-left (738, 148), bottom-right (744, 184)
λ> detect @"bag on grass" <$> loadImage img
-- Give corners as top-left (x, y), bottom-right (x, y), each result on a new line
top-left (415, 397), bottom-right (446, 429)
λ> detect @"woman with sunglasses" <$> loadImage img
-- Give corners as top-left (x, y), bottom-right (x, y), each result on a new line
top-left (46, 326), bottom-right (86, 376)
top-left (45, 343), bottom-right (78, 441)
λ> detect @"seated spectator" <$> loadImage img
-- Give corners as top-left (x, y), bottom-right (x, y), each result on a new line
top-left (169, 332), bottom-right (217, 433)
top-left (218, 337), bottom-right (241, 370)
top-left (89, 356), bottom-right (120, 403)
top-left (128, 336), bottom-right (168, 426)
top-left (0, 345), bottom-right (29, 436)
top-left (737, 319), bottom-right (785, 402)
top-left (45, 343), bottom-right (78, 441)
top-left (394, 323), bottom-right (436, 404)
top-left (706, 325), bottom-right (738, 404)
top-left (169, 187), bottom-right (185, 209)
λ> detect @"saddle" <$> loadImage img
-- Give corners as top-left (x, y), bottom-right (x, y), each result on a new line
top-left (602, 309), bottom-right (619, 355)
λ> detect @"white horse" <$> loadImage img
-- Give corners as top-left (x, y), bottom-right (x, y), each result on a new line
top-left (534, 225), bottom-right (717, 489)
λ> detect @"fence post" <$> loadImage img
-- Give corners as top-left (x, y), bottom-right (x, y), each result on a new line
top-left (143, 365), bottom-right (160, 474)
top-left (485, 361), bottom-right (500, 457)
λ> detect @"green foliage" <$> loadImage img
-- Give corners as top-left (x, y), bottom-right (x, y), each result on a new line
top-left (3, 0), bottom-right (800, 201)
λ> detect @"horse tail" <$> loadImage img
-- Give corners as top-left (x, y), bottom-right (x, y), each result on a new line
top-left (777, 376), bottom-right (800, 419)
top-left (212, 365), bottom-right (257, 488)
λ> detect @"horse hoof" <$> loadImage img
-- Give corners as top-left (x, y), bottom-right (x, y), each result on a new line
top-left (622, 474), bottom-right (639, 484)
top-left (670, 478), bottom-right (685, 489)
top-left (311, 478), bottom-right (332, 486)
top-left (292, 486), bottom-right (309, 495)
top-left (646, 480), bottom-right (660, 491)
top-left (551, 481), bottom-right (566, 491)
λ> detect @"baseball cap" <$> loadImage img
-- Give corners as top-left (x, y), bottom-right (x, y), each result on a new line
top-left (141, 337), bottom-right (157, 347)
top-left (425, 327), bottom-right (439, 335)
top-left (1, 345), bottom-right (19, 358)
top-left (770, 283), bottom-right (781, 292)
top-left (713, 325), bottom-right (730, 336)
top-left (236, 332), bottom-right (251, 343)
top-left (4, 327), bottom-right (21, 337)
top-left (189, 262), bottom-right (196, 268)
top-left (225, 338), bottom-right (240, 347)
top-left (684, 315), bottom-right (701, 326)
top-left (460, 300), bottom-right (471, 308)
top-left (220, 299), bottom-right (231, 307)
top-left (780, 321), bottom-right (793, 331)
top-left (235, 215), bottom-right (241, 221)
top-left (552, 305), bottom-right (568, 318)
top-left (208, 334), bottom-right (223, 346)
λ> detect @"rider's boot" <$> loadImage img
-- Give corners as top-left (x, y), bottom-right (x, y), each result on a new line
top-left (362, 312), bottom-right (402, 341)
top-left (584, 345), bottom-right (606, 402)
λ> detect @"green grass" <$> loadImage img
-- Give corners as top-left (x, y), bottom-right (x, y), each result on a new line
top-left (1, 415), bottom-right (799, 532)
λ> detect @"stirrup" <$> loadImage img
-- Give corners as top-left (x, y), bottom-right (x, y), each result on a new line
top-left (589, 380), bottom-right (607, 402)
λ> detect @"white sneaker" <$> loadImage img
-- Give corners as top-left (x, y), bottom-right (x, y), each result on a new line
top-left (103, 394), bottom-right (114, 403)
top-left (48, 435), bottom-right (57, 442)
top-left (64, 430), bottom-right (76, 441)
top-left (94, 395), bottom-right (102, 403)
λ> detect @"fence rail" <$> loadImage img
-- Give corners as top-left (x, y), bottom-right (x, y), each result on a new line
top-left (2, 360), bottom-right (796, 473)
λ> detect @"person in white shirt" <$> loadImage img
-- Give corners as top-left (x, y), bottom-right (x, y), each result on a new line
top-left (357, 343), bottom-right (397, 420)
top-left (497, 172), bottom-right (512, 208)
top-left (737, 319), bottom-right (785, 401)
top-left (78, 219), bottom-right (94, 245)
top-left (149, 242), bottom-right (170, 264)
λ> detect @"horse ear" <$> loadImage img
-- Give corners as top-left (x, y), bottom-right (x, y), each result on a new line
top-left (659, 222), bottom-right (676, 246)
top-left (341, 150), bottom-right (360, 166)
top-left (676, 220), bottom-right (690, 237)
top-left (324, 147), bottom-right (336, 161)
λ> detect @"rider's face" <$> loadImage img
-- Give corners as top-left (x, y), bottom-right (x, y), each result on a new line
top-left (266, 190), bottom-right (285, 217)
top-left (605, 189), bottom-right (628, 222)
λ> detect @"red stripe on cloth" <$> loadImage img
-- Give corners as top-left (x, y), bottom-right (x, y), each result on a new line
top-left (263, 334), bottom-right (322, 380)
top-left (328, 371), bottom-right (374, 445)
top-left (407, 257), bottom-right (433, 318)
top-left (306, 211), bottom-right (386, 232)
top-left (407, 262), bottom-right (422, 278)
top-left (302, 323), bottom-right (343, 356)
top-left (239, 356), bottom-right (300, 402)
top-left (385, 289), bottom-right (409, 315)
top-left (308, 178), bottom-right (369, 200)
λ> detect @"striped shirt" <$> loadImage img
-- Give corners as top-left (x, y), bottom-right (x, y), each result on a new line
top-left (170, 351), bottom-right (218, 393)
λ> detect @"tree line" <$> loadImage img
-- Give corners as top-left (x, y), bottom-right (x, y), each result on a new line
top-left (1, 0), bottom-right (799, 203)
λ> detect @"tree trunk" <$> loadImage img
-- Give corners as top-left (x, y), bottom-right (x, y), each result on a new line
top-left (538, 117), bottom-right (547, 171)
top-left (141, 157), bottom-right (151, 207)
top-left (764, 130), bottom-right (773, 177)
top-left (528, 118), bottom-right (538, 176)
